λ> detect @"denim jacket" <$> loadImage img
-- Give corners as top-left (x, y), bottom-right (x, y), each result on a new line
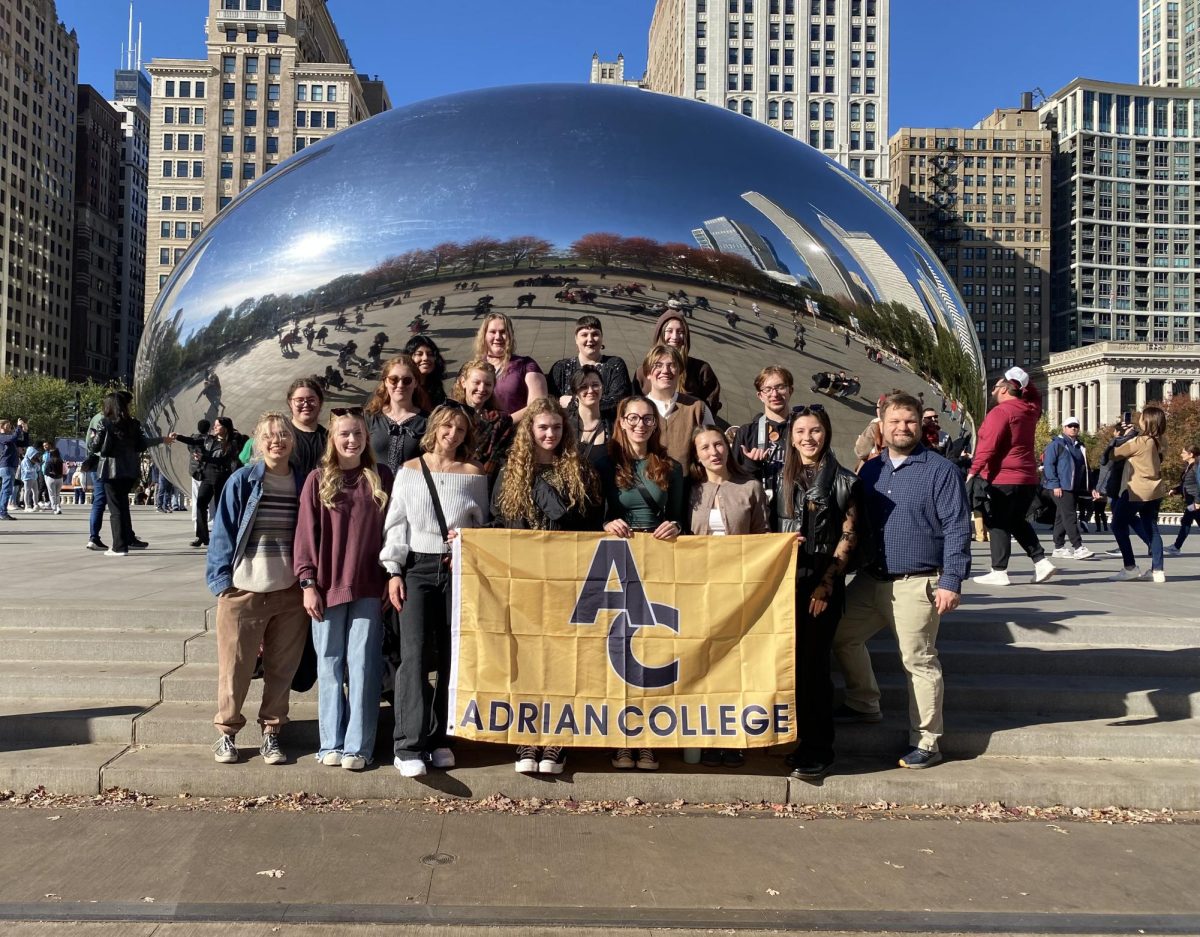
top-left (205, 460), bottom-right (306, 597)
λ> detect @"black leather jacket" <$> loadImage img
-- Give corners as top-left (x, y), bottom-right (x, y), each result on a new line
top-left (773, 453), bottom-right (859, 564)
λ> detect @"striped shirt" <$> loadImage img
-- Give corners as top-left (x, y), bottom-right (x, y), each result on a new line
top-left (232, 470), bottom-right (299, 592)
top-left (857, 444), bottom-right (972, 592)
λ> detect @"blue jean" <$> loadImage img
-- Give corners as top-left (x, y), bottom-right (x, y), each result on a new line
top-left (89, 482), bottom-right (108, 539)
top-left (312, 596), bottom-right (383, 761)
top-left (0, 467), bottom-right (13, 516)
top-left (1112, 494), bottom-right (1163, 571)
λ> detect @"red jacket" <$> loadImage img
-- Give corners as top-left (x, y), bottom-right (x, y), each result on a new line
top-left (970, 382), bottom-right (1042, 485)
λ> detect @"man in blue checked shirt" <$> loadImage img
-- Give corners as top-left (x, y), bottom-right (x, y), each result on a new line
top-left (831, 391), bottom-right (971, 770)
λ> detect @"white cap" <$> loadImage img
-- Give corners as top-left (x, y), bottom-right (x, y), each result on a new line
top-left (1063, 415), bottom-right (1080, 427)
top-left (1004, 366), bottom-right (1030, 389)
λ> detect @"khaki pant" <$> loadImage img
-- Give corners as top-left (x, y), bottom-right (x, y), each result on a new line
top-left (832, 573), bottom-right (944, 751)
top-left (214, 585), bottom-right (309, 736)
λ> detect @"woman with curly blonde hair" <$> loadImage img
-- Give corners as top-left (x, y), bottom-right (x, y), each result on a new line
top-left (492, 397), bottom-right (602, 776)
top-left (472, 312), bottom-right (547, 420)
top-left (294, 407), bottom-right (393, 771)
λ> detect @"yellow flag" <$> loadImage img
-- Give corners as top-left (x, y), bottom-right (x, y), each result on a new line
top-left (449, 529), bottom-right (797, 747)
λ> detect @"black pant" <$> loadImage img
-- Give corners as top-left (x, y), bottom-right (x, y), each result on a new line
top-left (393, 552), bottom-right (453, 756)
top-left (1052, 491), bottom-right (1082, 549)
top-left (194, 476), bottom-right (228, 544)
top-left (103, 478), bottom-right (135, 552)
top-left (793, 571), bottom-right (843, 763)
top-left (1176, 503), bottom-right (1197, 549)
top-left (984, 483), bottom-right (1046, 570)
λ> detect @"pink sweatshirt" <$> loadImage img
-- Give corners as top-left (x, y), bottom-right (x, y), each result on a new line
top-left (970, 382), bottom-right (1042, 485)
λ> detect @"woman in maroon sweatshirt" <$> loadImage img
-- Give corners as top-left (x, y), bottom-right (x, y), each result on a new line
top-left (294, 408), bottom-right (394, 770)
top-left (967, 367), bottom-right (1054, 586)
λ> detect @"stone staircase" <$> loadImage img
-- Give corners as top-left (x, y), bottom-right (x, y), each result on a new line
top-left (1, 558), bottom-right (1197, 808)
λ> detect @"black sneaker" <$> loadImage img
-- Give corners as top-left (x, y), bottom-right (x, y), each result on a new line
top-left (897, 747), bottom-right (943, 769)
top-left (537, 746), bottom-right (565, 775)
top-left (128, 538), bottom-right (149, 550)
top-left (86, 537), bottom-right (107, 551)
top-left (700, 749), bottom-right (723, 767)
top-left (515, 745), bottom-right (539, 773)
top-left (189, 538), bottom-right (207, 548)
top-left (787, 752), bottom-right (834, 780)
top-left (832, 703), bottom-right (883, 724)
top-left (722, 749), bottom-right (745, 768)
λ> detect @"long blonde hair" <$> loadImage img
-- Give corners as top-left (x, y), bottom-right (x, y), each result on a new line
top-left (472, 312), bottom-right (517, 378)
top-left (419, 403), bottom-right (476, 461)
top-left (495, 397), bottom-right (596, 524)
top-left (317, 411), bottom-right (388, 511)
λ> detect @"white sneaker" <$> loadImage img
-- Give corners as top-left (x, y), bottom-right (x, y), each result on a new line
top-left (1108, 566), bottom-right (1141, 582)
top-left (319, 751), bottom-right (342, 766)
top-left (514, 745), bottom-right (539, 774)
top-left (340, 754), bottom-right (367, 771)
top-left (1071, 546), bottom-right (1094, 559)
top-left (429, 747), bottom-right (455, 769)
top-left (1136, 567), bottom-right (1153, 581)
top-left (1152, 569), bottom-right (1166, 583)
top-left (1033, 559), bottom-right (1056, 583)
top-left (972, 569), bottom-right (1011, 586)
top-left (394, 755), bottom-right (427, 777)
top-left (1164, 545), bottom-right (1181, 556)
top-left (1051, 547), bottom-right (1072, 558)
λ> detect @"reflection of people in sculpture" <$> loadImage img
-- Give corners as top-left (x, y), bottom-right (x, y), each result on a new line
top-left (419, 299), bottom-right (433, 316)
top-left (634, 304), bottom-right (722, 416)
top-left (433, 296), bottom-right (446, 315)
top-left (316, 326), bottom-right (329, 346)
top-left (335, 313), bottom-right (347, 331)
top-left (354, 309), bottom-right (364, 325)
top-left (323, 365), bottom-right (346, 390)
top-left (196, 369), bottom-right (225, 421)
top-left (303, 323), bottom-right (315, 350)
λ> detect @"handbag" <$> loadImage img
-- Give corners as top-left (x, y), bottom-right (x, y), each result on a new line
top-left (418, 454), bottom-right (453, 568)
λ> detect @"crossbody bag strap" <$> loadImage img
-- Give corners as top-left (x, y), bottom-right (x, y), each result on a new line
top-left (631, 473), bottom-right (666, 523)
top-left (418, 455), bottom-right (450, 544)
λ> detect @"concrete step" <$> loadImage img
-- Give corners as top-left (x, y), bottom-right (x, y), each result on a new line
top-left (131, 699), bottom-right (1200, 761)
top-left (0, 628), bottom-right (196, 664)
top-left (871, 640), bottom-right (1200, 679)
top-left (0, 603), bottom-right (211, 631)
top-left (946, 612), bottom-right (1200, 647)
top-left (0, 699), bottom-right (151, 744)
top-left (0, 661), bottom-right (173, 701)
top-left (867, 672), bottom-right (1200, 720)
top-left (97, 743), bottom-right (1200, 809)
top-left (0, 742), bottom-right (130, 795)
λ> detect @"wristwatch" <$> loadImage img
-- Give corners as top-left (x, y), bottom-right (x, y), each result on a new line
top-left (298, 578), bottom-right (317, 589)
top-left (388, 571), bottom-right (404, 579)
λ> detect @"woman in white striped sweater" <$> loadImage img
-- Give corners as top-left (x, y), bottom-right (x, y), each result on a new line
top-left (380, 402), bottom-right (490, 777)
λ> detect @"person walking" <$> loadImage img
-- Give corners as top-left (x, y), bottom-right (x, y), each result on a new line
top-left (831, 392), bottom-right (971, 770)
top-left (295, 408), bottom-right (394, 771)
top-left (380, 403), bottom-right (489, 777)
top-left (42, 445), bottom-right (64, 514)
top-left (492, 397), bottom-right (602, 775)
top-left (0, 418), bottom-right (28, 520)
top-left (1042, 416), bottom-right (1094, 560)
top-left (206, 411), bottom-right (309, 765)
top-left (1165, 445), bottom-right (1199, 555)
top-left (90, 392), bottom-right (171, 556)
top-left (689, 425), bottom-right (771, 768)
top-left (1106, 406), bottom-right (1169, 583)
top-left (968, 368), bottom-right (1055, 586)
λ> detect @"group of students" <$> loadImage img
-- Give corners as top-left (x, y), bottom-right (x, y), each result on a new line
top-left (203, 307), bottom-right (903, 780)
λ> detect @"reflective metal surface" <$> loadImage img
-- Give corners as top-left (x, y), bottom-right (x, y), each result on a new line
top-left (137, 83), bottom-right (984, 487)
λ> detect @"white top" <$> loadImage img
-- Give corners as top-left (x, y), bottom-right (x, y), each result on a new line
top-left (379, 467), bottom-right (489, 571)
top-left (708, 506), bottom-right (726, 536)
top-left (649, 392), bottom-right (715, 425)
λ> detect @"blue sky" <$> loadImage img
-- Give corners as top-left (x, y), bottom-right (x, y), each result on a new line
top-left (60, 0), bottom-right (1137, 131)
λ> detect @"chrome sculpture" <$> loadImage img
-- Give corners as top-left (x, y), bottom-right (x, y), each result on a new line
top-left (137, 83), bottom-right (984, 488)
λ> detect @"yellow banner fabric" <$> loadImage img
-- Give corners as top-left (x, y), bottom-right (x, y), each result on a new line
top-left (449, 529), bottom-right (797, 748)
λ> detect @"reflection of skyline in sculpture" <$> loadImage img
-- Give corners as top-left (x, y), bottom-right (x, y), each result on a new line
top-left (910, 247), bottom-right (980, 360)
top-left (694, 215), bottom-right (796, 285)
top-left (816, 211), bottom-right (927, 321)
top-left (741, 191), bottom-right (865, 303)
top-left (691, 227), bottom-right (715, 251)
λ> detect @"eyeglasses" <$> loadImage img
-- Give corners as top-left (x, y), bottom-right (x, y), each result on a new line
top-left (791, 403), bottom-right (826, 415)
top-left (330, 407), bottom-right (364, 417)
top-left (578, 383), bottom-right (603, 394)
top-left (651, 364), bottom-right (678, 374)
top-left (290, 397), bottom-right (320, 408)
top-left (760, 384), bottom-right (792, 395)
top-left (385, 375), bottom-right (415, 387)
top-left (622, 413), bottom-right (658, 427)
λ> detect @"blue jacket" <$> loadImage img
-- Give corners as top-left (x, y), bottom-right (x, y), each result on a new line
top-left (0, 428), bottom-right (27, 470)
top-left (205, 460), bottom-right (306, 597)
top-left (1042, 434), bottom-right (1088, 493)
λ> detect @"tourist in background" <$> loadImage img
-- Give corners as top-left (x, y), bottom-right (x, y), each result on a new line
top-left (1042, 416), bottom-right (1093, 560)
top-left (91, 392), bottom-right (172, 555)
top-left (1166, 445), bottom-right (1199, 555)
top-left (1105, 406), bottom-right (1169, 583)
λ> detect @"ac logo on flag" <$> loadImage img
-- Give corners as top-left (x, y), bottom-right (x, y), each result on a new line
top-left (449, 529), bottom-right (798, 747)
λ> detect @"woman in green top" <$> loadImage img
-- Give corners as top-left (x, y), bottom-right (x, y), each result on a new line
top-left (601, 395), bottom-right (685, 773)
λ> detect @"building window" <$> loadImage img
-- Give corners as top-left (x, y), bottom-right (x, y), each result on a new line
top-left (194, 106), bottom-right (205, 124)
top-left (222, 82), bottom-right (235, 100)
top-left (176, 160), bottom-right (189, 177)
top-left (268, 56), bottom-right (281, 75)
top-left (222, 108), bottom-right (234, 126)
top-left (266, 109), bottom-right (280, 127)
top-left (310, 111), bottom-right (323, 128)
top-left (219, 196), bottom-right (233, 209)
top-left (174, 249), bottom-right (186, 263)
top-left (220, 162), bottom-right (234, 179)
top-left (193, 161), bottom-right (204, 178)
top-left (191, 222), bottom-right (202, 237)
top-left (221, 135), bottom-right (234, 152)
top-left (311, 85), bottom-right (324, 103)
top-left (160, 249), bottom-right (170, 265)
top-left (296, 110), bottom-right (307, 128)
top-left (327, 85), bottom-right (337, 102)
top-left (165, 80), bottom-right (175, 97)
top-left (267, 83), bottom-right (280, 101)
top-left (177, 196), bottom-right (189, 210)
top-left (696, 73), bottom-right (707, 90)
top-left (244, 83), bottom-right (258, 101)
top-left (174, 222), bottom-right (187, 238)
top-left (163, 134), bottom-right (174, 151)
top-left (266, 29), bottom-right (278, 42)
top-left (223, 55), bottom-right (236, 73)
top-left (865, 102), bottom-right (875, 122)
top-left (243, 163), bottom-right (256, 180)
top-left (246, 28), bottom-right (258, 42)
top-left (297, 84), bottom-right (307, 102)
top-left (326, 111), bottom-right (337, 129)
top-left (160, 221), bottom-right (170, 237)
top-left (296, 138), bottom-right (307, 152)
top-left (226, 28), bottom-right (237, 42)
top-left (192, 197), bottom-right (203, 211)
top-left (266, 136), bottom-right (279, 153)
top-left (245, 56), bottom-right (258, 75)
top-left (162, 160), bottom-right (172, 177)
top-left (244, 136), bottom-right (256, 153)
top-left (244, 109), bottom-right (257, 126)
top-left (163, 107), bottom-right (174, 123)
top-left (161, 196), bottom-right (171, 210)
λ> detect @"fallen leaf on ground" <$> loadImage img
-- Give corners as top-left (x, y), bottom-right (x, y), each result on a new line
top-left (766, 888), bottom-right (780, 896)
top-left (257, 869), bottom-right (285, 878)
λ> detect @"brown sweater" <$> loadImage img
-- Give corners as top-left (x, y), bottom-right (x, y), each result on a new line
top-left (688, 477), bottom-right (770, 535)
top-left (1114, 436), bottom-right (1169, 502)
top-left (652, 393), bottom-right (709, 475)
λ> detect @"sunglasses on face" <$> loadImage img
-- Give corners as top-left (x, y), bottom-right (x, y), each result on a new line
top-left (622, 413), bottom-right (657, 427)
top-left (791, 403), bottom-right (826, 415)
top-left (330, 407), bottom-right (364, 417)
top-left (385, 375), bottom-right (414, 387)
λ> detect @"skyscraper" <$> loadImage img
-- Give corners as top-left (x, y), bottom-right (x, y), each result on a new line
top-left (143, 0), bottom-right (390, 318)
top-left (1139, 0), bottom-right (1198, 87)
top-left (645, 0), bottom-right (889, 196)
top-left (0, 0), bottom-right (79, 378)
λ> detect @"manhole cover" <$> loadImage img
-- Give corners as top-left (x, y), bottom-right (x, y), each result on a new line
top-left (419, 853), bottom-right (456, 867)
